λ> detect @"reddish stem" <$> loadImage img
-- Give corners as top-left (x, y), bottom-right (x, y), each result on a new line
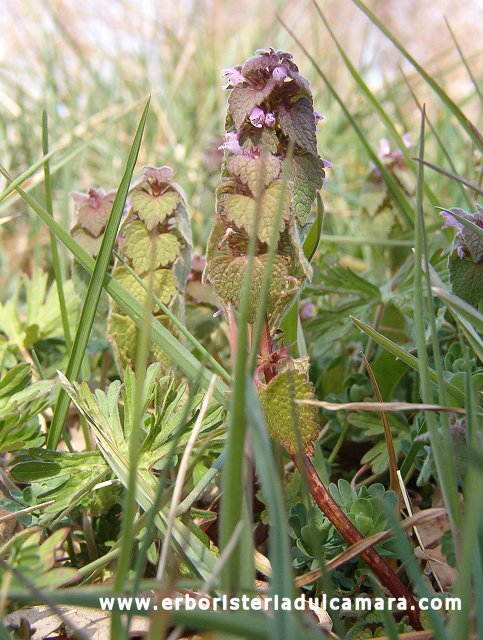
top-left (292, 453), bottom-right (422, 630)
top-left (257, 313), bottom-right (420, 627)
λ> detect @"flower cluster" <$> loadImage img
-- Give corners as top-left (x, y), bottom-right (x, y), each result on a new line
top-left (70, 188), bottom-right (116, 257)
top-left (369, 134), bottom-right (413, 183)
top-left (108, 166), bottom-right (192, 370)
top-left (204, 48), bottom-right (326, 326)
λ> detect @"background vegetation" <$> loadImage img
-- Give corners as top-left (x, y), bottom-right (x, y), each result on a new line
top-left (0, 0), bottom-right (481, 638)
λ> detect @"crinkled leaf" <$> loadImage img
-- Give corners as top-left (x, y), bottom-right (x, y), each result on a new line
top-left (71, 226), bottom-right (103, 257)
top-left (228, 79), bottom-right (278, 129)
top-left (291, 153), bottom-right (325, 225)
top-left (206, 254), bottom-right (288, 322)
top-left (122, 221), bottom-right (180, 273)
top-left (258, 368), bottom-right (318, 454)
top-left (452, 206), bottom-right (483, 262)
top-left (448, 251), bottom-right (483, 307)
top-left (130, 188), bottom-right (180, 231)
top-left (224, 182), bottom-right (291, 244)
top-left (112, 266), bottom-right (178, 307)
top-left (228, 154), bottom-right (282, 194)
top-left (278, 96), bottom-right (318, 156)
top-left (108, 312), bottom-right (139, 370)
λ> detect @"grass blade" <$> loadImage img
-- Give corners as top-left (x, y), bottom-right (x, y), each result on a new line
top-left (414, 160), bottom-right (483, 197)
top-left (42, 109), bottom-right (72, 350)
top-left (350, 316), bottom-right (465, 403)
top-left (279, 16), bottom-right (416, 228)
top-left (46, 99), bottom-right (151, 449)
top-left (314, 2), bottom-right (438, 207)
top-left (351, 0), bottom-right (483, 149)
top-left (413, 108), bottom-right (460, 529)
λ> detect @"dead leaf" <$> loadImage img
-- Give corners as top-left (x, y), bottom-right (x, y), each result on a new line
top-left (5, 605), bottom-right (150, 640)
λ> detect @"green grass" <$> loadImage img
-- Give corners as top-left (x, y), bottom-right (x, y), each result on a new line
top-left (0, 1), bottom-right (481, 639)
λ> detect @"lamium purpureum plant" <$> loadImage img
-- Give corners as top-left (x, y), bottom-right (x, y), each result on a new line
top-left (205, 48), bottom-right (422, 630)
top-left (204, 48), bottom-right (327, 453)
top-left (108, 166), bottom-right (192, 371)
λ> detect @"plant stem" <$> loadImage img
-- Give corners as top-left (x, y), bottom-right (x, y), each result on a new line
top-left (292, 453), bottom-right (422, 630)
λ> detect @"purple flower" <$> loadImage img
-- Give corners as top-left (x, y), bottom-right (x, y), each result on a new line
top-left (314, 111), bottom-right (324, 125)
top-left (300, 300), bottom-right (315, 321)
top-left (249, 106), bottom-right (265, 128)
top-left (264, 112), bottom-right (276, 128)
top-left (221, 67), bottom-right (247, 89)
top-left (457, 245), bottom-right (466, 259)
top-left (322, 159), bottom-right (333, 169)
top-left (402, 132), bottom-right (414, 148)
top-left (272, 65), bottom-right (288, 83)
top-left (378, 138), bottom-right (391, 158)
top-left (218, 132), bottom-right (243, 155)
top-left (440, 210), bottom-right (464, 233)
top-left (190, 253), bottom-right (206, 273)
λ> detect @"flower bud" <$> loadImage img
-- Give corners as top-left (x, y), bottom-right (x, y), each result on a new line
top-left (264, 112), bottom-right (276, 127)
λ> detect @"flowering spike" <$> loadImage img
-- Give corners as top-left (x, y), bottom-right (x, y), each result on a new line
top-left (204, 48), bottom-right (325, 326)
top-left (108, 166), bottom-right (192, 371)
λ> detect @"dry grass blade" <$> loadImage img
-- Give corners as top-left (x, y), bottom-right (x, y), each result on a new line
top-left (0, 501), bottom-right (55, 525)
top-left (297, 399), bottom-right (477, 416)
top-left (377, 632), bottom-right (434, 640)
top-left (295, 508), bottom-right (447, 587)
top-left (361, 352), bottom-right (401, 502)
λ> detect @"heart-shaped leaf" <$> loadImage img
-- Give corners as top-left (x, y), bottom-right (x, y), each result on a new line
top-left (130, 188), bottom-right (180, 231)
top-left (258, 367), bottom-right (318, 455)
top-left (228, 154), bottom-right (282, 194)
top-left (121, 221), bottom-right (180, 273)
top-left (224, 182), bottom-right (291, 244)
top-left (206, 253), bottom-right (288, 322)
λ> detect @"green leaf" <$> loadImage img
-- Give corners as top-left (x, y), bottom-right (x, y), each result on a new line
top-left (130, 187), bottom-right (179, 231)
top-left (258, 365), bottom-right (318, 454)
top-left (207, 254), bottom-right (288, 322)
top-left (0, 366), bottom-right (53, 453)
top-left (121, 221), bottom-right (180, 273)
top-left (113, 266), bottom-right (178, 308)
top-left (228, 154), bottom-right (282, 194)
top-left (11, 449), bottom-right (108, 519)
top-left (59, 372), bottom-right (220, 579)
top-left (291, 153), bottom-right (325, 226)
top-left (448, 252), bottom-right (483, 307)
top-left (47, 99), bottom-right (151, 450)
top-left (278, 96), bottom-right (318, 156)
top-left (224, 182), bottom-right (291, 244)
